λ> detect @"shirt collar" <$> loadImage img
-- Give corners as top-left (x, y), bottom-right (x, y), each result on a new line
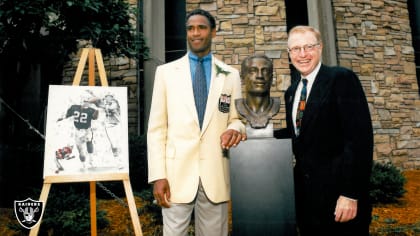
top-left (302, 62), bottom-right (321, 82)
top-left (188, 52), bottom-right (212, 62)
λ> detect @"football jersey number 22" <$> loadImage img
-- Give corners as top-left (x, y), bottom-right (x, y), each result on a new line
top-left (74, 111), bottom-right (88, 124)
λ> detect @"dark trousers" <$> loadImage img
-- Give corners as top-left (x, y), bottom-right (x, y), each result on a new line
top-left (298, 219), bottom-right (370, 236)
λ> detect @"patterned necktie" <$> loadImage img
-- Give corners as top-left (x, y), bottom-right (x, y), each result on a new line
top-left (295, 78), bottom-right (308, 135)
top-left (193, 58), bottom-right (207, 128)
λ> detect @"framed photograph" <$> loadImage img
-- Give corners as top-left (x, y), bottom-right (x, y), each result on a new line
top-left (43, 85), bottom-right (129, 177)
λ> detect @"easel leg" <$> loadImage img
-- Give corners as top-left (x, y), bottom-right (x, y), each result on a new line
top-left (90, 181), bottom-right (97, 236)
top-left (29, 183), bottom-right (52, 236)
top-left (123, 179), bottom-right (143, 236)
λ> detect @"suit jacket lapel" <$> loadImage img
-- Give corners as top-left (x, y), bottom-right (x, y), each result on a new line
top-left (285, 72), bottom-right (300, 137)
top-left (174, 55), bottom-right (200, 125)
top-left (201, 56), bottom-right (224, 134)
top-left (300, 65), bottom-right (331, 135)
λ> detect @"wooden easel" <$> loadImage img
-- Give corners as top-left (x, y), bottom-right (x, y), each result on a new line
top-left (30, 48), bottom-right (143, 236)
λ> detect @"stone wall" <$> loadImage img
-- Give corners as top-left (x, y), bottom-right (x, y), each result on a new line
top-left (185, 0), bottom-right (420, 169)
top-left (332, 0), bottom-right (420, 168)
top-left (186, 0), bottom-right (292, 129)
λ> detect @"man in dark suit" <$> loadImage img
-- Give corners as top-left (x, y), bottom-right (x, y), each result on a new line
top-left (277, 25), bottom-right (373, 236)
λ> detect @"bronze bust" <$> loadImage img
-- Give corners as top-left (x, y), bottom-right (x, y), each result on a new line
top-left (235, 55), bottom-right (280, 129)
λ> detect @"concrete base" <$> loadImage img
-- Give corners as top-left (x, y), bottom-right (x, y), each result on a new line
top-left (230, 138), bottom-right (296, 236)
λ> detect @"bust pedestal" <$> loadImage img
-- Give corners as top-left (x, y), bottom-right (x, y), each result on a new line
top-left (229, 127), bottom-right (296, 235)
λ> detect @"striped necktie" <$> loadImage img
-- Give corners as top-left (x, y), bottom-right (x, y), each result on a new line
top-left (193, 58), bottom-right (207, 128)
top-left (295, 78), bottom-right (308, 136)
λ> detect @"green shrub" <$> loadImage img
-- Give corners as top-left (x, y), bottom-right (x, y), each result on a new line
top-left (39, 185), bottom-right (109, 235)
top-left (95, 134), bottom-right (148, 199)
top-left (369, 162), bottom-right (406, 204)
top-left (136, 188), bottom-right (162, 225)
top-left (129, 134), bottom-right (148, 192)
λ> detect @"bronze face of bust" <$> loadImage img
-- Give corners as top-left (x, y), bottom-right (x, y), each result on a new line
top-left (235, 55), bottom-right (280, 129)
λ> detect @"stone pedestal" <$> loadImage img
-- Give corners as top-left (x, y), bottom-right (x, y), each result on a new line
top-left (230, 138), bottom-right (296, 236)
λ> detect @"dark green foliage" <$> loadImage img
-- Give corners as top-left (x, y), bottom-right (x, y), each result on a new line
top-left (39, 185), bottom-right (109, 236)
top-left (0, 141), bottom-right (44, 208)
top-left (129, 134), bottom-right (148, 192)
top-left (0, 0), bottom-right (148, 63)
top-left (136, 188), bottom-right (162, 225)
top-left (95, 134), bottom-right (148, 198)
top-left (369, 162), bottom-right (407, 204)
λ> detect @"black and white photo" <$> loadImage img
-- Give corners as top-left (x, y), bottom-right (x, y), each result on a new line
top-left (43, 85), bottom-right (129, 177)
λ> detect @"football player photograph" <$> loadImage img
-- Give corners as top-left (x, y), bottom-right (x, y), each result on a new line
top-left (57, 96), bottom-right (99, 170)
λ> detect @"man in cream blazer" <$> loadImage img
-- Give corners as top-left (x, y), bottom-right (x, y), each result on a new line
top-left (147, 9), bottom-right (246, 236)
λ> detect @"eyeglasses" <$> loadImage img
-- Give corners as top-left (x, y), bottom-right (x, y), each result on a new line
top-left (287, 43), bottom-right (320, 54)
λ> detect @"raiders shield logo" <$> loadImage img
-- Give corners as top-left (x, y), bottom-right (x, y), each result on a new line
top-left (14, 198), bottom-right (44, 229)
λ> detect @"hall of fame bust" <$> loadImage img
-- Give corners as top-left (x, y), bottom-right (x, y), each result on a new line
top-left (230, 54), bottom-right (296, 236)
